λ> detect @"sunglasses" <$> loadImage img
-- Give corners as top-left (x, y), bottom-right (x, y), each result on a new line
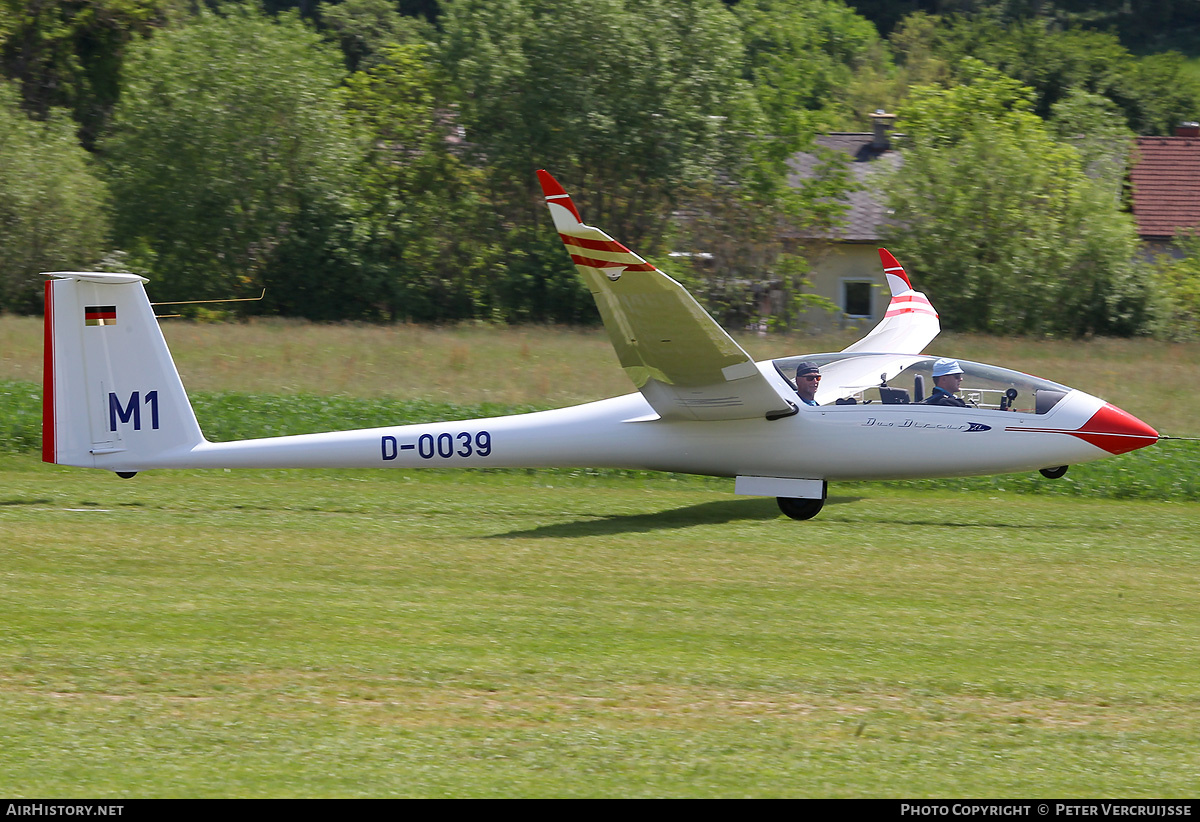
top-left (799, 374), bottom-right (821, 381)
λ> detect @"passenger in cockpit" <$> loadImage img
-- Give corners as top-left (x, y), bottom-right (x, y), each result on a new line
top-left (924, 358), bottom-right (968, 407)
top-left (794, 361), bottom-right (821, 407)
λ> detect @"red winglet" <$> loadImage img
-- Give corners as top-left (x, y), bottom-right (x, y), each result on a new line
top-left (536, 169), bottom-right (567, 197)
top-left (878, 248), bottom-right (913, 290)
top-left (536, 169), bottom-right (582, 223)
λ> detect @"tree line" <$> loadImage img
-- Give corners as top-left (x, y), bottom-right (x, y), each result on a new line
top-left (1, 0), bottom-right (1199, 337)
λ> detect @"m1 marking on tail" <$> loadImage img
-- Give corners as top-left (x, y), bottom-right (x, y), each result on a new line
top-left (108, 391), bottom-right (159, 432)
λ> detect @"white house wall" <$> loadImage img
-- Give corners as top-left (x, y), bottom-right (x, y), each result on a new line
top-left (797, 242), bottom-right (889, 334)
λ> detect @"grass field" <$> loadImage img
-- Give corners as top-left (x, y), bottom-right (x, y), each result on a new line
top-left (1, 318), bottom-right (1199, 796)
top-left (2, 457), bottom-right (1199, 797)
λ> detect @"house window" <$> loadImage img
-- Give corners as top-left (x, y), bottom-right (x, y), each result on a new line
top-left (842, 280), bottom-right (874, 318)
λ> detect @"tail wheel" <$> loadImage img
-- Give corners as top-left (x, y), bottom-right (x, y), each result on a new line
top-left (1039, 466), bottom-right (1068, 479)
top-left (777, 482), bottom-right (827, 520)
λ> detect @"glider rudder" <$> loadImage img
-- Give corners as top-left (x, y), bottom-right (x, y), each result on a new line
top-left (42, 272), bottom-right (204, 469)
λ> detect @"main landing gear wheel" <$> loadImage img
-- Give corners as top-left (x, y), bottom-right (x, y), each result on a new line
top-left (1039, 465), bottom-right (1068, 479)
top-left (777, 482), bottom-right (828, 520)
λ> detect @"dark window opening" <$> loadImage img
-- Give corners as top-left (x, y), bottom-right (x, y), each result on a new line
top-left (843, 281), bottom-right (872, 317)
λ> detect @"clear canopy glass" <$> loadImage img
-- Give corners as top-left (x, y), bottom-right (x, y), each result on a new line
top-left (773, 353), bottom-right (1072, 415)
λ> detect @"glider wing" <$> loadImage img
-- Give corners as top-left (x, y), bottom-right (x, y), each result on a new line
top-left (841, 249), bottom-right (939, 355)
top-left (814, 249), bottom-right (940, 405)
top-left (538, 170), bottom-right (795, 421)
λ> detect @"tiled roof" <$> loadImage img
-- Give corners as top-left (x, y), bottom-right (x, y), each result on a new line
top-left (1130, 136), bottom-right (1200, 238)
top-left (786, 133), bottom-right (902, 242)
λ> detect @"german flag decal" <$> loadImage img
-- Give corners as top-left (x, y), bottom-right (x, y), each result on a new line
top-left (84, 306), bottom-right (117, 326)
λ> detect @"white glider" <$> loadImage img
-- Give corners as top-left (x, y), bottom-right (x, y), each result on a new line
top-left (41, 172), bottom-right (1159, 519)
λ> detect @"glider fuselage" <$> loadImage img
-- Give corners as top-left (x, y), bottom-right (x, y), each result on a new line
top-left (69, 361), bottom-right (1152, 482)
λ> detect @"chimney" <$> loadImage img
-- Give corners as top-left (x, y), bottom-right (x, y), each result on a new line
top-left (869, 110), bottom-right (896, 151)
top-left (1175, 121), bottom-right (1200, 138)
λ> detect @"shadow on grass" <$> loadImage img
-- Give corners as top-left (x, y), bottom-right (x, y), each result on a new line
top-left (491, 492), bottom-right (1111, 538)
top-left (490, 495), bottom-right (864, 538)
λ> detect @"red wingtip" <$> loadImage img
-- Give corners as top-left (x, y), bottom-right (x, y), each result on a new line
top-left (878, 248), bottom-right (913, 289)
top-left (536, 169), bottom-right (582, 223)
top-left (536, 169), bottom-right (567, 198)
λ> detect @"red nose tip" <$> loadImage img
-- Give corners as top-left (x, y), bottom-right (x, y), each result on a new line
top-left (1074, 403), bottom-right (1159, 455)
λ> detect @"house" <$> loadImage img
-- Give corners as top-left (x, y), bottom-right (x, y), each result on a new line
top-left (1130, 122), bottom-right (1200, 257)
top-left (783, 111), bottom-right (902, 333)
top-left (774, 116), bottom-right (1199, 333)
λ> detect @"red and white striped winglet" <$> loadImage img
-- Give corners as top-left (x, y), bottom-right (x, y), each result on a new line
top-left (538, 169), bottom-right (657, 273)
top-left (884, 293), bottom-right (938, 318)
top-left (878, 248), bottom-right (914, 296)
top-left (559, 234), bottom-right (656, 272)
top-left (558, 234), bottom-right (634, 253)
top-left (537, 169), bottom-right (582, 223)
top-left (878, 248), bottom-right (938, 318)
top-left (565, 253), bottom-right (657, 271)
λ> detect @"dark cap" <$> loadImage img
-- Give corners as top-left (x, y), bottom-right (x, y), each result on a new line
top-left (795, 361), bottom-right (820, 377)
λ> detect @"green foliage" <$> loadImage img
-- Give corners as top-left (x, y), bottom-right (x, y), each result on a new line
top-left (736, 0), bottom-right (888, 133)
top-left (850, 1), bottom-right (1200, 51)
top-left (0, 0), bottom-right (179, 147)
top-left (1119, 50), bottom-right (1200, 136)
top-left (942, 17), bottom-right (1136, 119)
top-left (886, 62), bottom-right (1153, 336)
top-left (1046, 88), bottom-right (1133, 198)
top-left (0, 82), bottom-right (111, 313)
top-left (897, 58), bottom-right (1037, 145)
top-left (887, 11), bottom-right (956, 92)
top-left (102, 7), bottom-right (365, 310)
top-left (318, 0), bottom-right (429, 72)
top-left (890, 12), bottom-right (1200, 136)
top-left (1150, 234), bottom-right (1200, 341)
top-left (699, 1), bottom-right (875, 330)
top-left (440, 0), bottom-right (758, 252)
top-left (486, 224), bottom-right (600, 324)
top-left (345, 41), bottom-right (506, 322)
top-left (671, 179), bottom-right (843, 330)
top-left (0, 379), bottom-right (41, 453)
top-left (3, 0), bottom-right (1196, 333)
top-left (437, 0), bottom-right (808, 324)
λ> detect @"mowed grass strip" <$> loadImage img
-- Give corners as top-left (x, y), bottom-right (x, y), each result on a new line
top-left (2, 455), bottom-right (1198, 797)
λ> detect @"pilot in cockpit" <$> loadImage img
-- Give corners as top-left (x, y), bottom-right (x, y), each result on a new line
top-left (794, 361), bottom-right (821, 407)
top-left (923, 358), bottom-right (968, 407)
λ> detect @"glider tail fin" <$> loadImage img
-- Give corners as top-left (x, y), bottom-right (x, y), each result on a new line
top-left (43, 273), bottom-right (204, 470)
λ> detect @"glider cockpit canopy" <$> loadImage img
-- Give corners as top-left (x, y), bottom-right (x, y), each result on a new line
top-left (773, 353), bottom-right (1072, 415)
